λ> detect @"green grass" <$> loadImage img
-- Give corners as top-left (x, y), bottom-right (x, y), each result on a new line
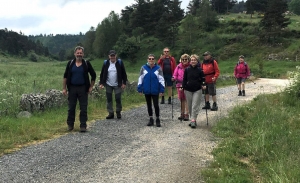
top-left (202, 87), bottom-right (300, 182)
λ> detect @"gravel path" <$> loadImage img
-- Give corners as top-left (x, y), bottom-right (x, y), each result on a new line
top-left (0, 78), bottom-right (290, 183)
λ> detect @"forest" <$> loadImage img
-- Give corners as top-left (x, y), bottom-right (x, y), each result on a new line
top-left (0, 0), bottom-right (299, 62)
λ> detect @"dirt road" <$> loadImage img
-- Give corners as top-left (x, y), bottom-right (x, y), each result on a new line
top-left (0, 78), bottom-right (289, 183)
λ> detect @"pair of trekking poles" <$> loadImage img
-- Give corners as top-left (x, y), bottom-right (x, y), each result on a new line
top-left (172, 83), bottom-right (209, 126)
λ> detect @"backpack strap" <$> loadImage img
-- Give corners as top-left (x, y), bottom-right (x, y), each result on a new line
top-left (69, 59), bottom-right (88, 68)
top-left (104, 59), bottom-right (122, 65)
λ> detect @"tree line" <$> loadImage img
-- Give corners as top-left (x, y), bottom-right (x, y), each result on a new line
top-left (1, 0), bottom-right (298, 62)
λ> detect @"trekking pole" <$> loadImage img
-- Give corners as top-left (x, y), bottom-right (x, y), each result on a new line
top-left (235, 77), bottom-right (239, 90)
top-left (180, 87), bottom-right (183, 122)
top-left (203, 88), bottom-right (208, 126)
top-left (172, 82), bottom-right (174, 120)
top-left (248, 78), bottom-right (256, 84)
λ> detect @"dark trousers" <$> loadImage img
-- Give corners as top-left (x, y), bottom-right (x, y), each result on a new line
top-left (145, 94), bottom-right (159, 117)
top-left (67, 85), bottom-right (88, 127)
top-left (105, 85), bottom-right (122, 113)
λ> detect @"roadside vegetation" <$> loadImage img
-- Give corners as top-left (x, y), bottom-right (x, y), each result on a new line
top-left (1, 1), bottom-right (300, 180)
top-left (202, 66), bottom-right (300, 182)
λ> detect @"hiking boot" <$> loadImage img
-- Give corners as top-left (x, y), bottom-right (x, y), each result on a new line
top-left (183, 114), bottom-right (189, 121)
top-left (190, 121), bottom-right (197, 128)
top-left (156, 118), bottom-right (161, 127)
top-left (80, 123), bottom-right (87, 132)
top-left (178, 113), bottom-right (184, 120)
top-left (67, 122), bottom-right (74, 131)
top-left (160, 96), bottom-right (165, 104)
top-left (211, 102), bottom-right (218, 111)
top-left (242, 90), bottom-right (245, 96)
top-left (168, 97), bottom-right (171, 104)
top-left (147, 118), bottom-right (154, 126)
top-left (80, 127), bottom-right (87, 132)
top-left (68, 124), bottom-right (74, 131)
top-left (116, 111), bottom-right (121, 119)
top-left (106, 112), bottom-right (114, 119)
top-left (202, 101), bottom-right (211, 109)
top-left (238, 90), bottom-right (242, 96)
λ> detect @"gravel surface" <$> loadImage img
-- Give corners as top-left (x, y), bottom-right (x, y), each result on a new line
top-left (0, 78), bottom-right (290, 183)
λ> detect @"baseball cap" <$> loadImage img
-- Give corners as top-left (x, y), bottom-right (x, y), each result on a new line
top-left (109, 50), bottom-right (116, 55)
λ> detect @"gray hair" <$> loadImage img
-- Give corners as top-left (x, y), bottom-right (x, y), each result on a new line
top-left (148, 54), bottom-right (155, 58)
top-left (74, 46), bottom-right (84, 53)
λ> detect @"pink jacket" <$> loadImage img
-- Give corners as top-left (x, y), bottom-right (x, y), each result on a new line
top-left (234, 61), bottom-right (250, 78)
top-left (172, 62), bottom-right (189, 88)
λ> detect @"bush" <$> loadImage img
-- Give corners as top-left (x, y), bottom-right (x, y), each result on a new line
top-left (29, 52), bottom-right (38, 62)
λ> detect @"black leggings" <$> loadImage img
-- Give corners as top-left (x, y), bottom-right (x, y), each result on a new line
top-left (145, 94), bottom-right (159, 117)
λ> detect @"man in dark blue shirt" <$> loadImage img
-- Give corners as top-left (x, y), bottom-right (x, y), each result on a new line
top-left (63, 46), bottom-right (96, 132)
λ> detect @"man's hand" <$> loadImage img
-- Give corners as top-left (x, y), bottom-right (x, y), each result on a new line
top-left (99, 84), bottom-right (104, 89)
top-left (62, 89), bottom-right (67, 96)
top-left (121, 84), bottom-right (126, 89)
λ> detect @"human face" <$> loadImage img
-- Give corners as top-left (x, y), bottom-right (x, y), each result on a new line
top-left (109, 54), bottom-right (117, 62)
top-left (163, 49), bottom-right (170, 56)
top-left (204, 54), bottom-right (211, 60)
top-left (239, 57), bottom-right (244, 62)
top-left (148, 57), bottom-right (155, 66)
top-left (190, 57), bottom-right (198, 67)
top-left (74, 49), bottom-right (84, 61)
top-left (181, 58), bottom-right (189, 65)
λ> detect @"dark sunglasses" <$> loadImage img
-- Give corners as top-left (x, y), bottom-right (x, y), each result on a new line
top-left (148, 58), bottom-right (155, 60)
top-left (110, 54), bottom-right (116, 57)
top-left (164, 51), bottom-right (169, 52)
top-left (182, 59), bottom-right (188, 61)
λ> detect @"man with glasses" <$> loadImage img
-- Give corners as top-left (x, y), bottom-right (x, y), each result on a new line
top-left (63, 46), bottom-right (96, 132)
top-left (157, 47), bottom-right (176, 104)
top-left (99, 50), bottom-right (128, 119)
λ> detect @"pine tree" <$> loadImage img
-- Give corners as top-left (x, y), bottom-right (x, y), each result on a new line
top-left (260, 0), bottom-right (290, 43)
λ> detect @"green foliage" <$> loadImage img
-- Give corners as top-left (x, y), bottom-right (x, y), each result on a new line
top-left (29, 52), bottom-right (38, 62)
top-left (114, 34), bottom-right (140, 64)
top-left (203, 78), bottom-right (300, 182)
top-left (260, 0), bottom-right (290, 43)
top-left (289, 0), bottom-right (300, 15)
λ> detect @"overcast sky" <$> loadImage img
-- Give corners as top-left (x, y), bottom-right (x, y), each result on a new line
top-left (0, 0), bottom-right (190, 36)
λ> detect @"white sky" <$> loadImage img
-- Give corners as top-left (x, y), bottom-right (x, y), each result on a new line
top-left (0, 0), bottom-right (190, 36)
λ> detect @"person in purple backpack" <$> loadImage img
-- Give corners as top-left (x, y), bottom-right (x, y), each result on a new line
top-left (234, 55), bottom-right (251, 96)
top-left (172, 54), bottom-right (190, 121)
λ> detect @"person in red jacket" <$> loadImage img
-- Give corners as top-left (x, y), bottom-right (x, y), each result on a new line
top-left (201, 51), bottom-right (220, 111)
top-left (157, 47), bottom-right (176, 104)
top-left (234, 55), bottom-right (250, 96)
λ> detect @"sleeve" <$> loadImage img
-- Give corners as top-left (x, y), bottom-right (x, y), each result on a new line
top-left (87, 61), bottom-right (96, 82)
top-left (137, 66), bottom-right (145, 93)
top-left (213, 60), bottom-right (220, 79)
top-left (246, 65), bottom-right (251, 77)
top-left (157, 67), bottom-right (165, 93)
top-left (172, 66), bottom-right (179, 81)
top-left (171, 57), bottom-right (176, 73)
top-left (99, 62), bottom-right (105, 85)
top-left (200, 68), bottom-right (206, 86)
top-left (121, 62), bottom-right (128, 85)
top-left (182, 68), bottom-right (187, 89)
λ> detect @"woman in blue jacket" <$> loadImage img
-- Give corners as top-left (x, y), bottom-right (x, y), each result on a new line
top-left (137, 54), bottom-right (165, 127)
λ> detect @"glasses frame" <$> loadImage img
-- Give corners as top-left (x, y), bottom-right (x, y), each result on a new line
top-left (148, 58), bottom-right (155, 60)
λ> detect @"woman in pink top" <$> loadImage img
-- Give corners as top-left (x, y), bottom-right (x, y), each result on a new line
top-left (172, 54), bottom-right (190, 121)
top-left (234, 55), bottom-right (251, 96)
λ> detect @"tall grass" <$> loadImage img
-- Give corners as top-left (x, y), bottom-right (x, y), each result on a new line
top-left (202, 66), bottom-right (300, 182)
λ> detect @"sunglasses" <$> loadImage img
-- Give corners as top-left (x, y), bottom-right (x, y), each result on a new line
top-left (164, 51), bottom-right (169, 52)
top-left (148, 58), bottom-right (155, 60)
top-left (182, 59), bottom-right (188, 61)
